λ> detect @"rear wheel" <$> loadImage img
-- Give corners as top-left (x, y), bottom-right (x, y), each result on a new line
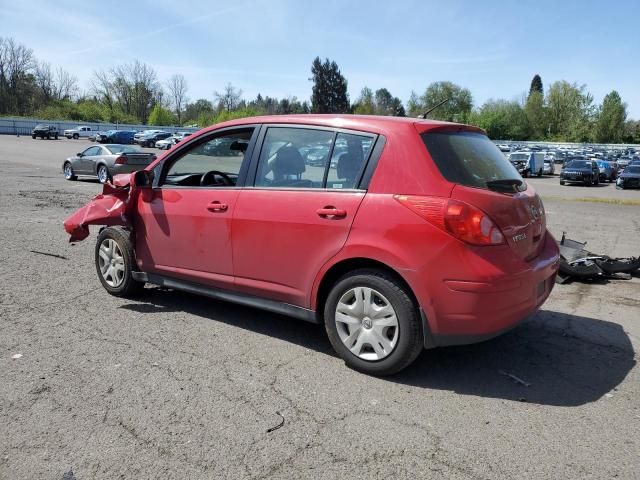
top-left (47, 133), bottom-right (51, 140)
top-left (324, 269), bottom-right (423, 376)
top-left (97, 164), bottom-right (110, 184)
top-left (63, 162), bottom-right (77, 181)
top-left (95, 227), bottom-right (144, 297)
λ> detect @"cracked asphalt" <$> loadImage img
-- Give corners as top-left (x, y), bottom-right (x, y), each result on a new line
top-left (1, 135), bottom-right (639, 479)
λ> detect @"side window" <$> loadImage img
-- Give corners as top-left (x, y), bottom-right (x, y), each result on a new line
top-left (163, 128), bottom-right (254, 187)
top-left (326, 133), bottom-right (372, 189)
top-left (83, 146), bottom-right (101, 156)
top-left (255, 127), bottom-right (334, 188)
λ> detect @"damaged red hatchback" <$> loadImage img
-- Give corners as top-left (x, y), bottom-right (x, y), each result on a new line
top-left (64, 115), bottom-right (559, 375)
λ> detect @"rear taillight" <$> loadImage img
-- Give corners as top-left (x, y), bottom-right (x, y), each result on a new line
top-left (394, 195), bottom-right (505, 246)
top-left (115, 155), bottom-right (128, 165)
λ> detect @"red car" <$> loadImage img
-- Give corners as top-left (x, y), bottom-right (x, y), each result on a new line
top-left (64, 115), bottom-right (559, 375)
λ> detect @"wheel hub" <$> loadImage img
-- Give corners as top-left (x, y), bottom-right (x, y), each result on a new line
top-left (334, 286), bottom-right (399, 361)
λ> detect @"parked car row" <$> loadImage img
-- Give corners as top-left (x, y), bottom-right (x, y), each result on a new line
top-left (30, 124), bottom-right (195, 148)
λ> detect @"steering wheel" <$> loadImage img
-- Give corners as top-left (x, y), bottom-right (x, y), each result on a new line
top-left (200, 170), bottom-right (234, 186)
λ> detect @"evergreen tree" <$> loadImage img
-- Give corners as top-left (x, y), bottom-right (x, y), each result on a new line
top-left (310, 57), bottom-right (349, 113)
top-left (529, 74), bottom-right (543, 97)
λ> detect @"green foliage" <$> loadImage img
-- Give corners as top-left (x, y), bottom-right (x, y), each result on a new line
top-left (310, 57), bottom-right (349, 113)
top-left (525, 91), bottom-right (546, 138)
top-left (546, 81), bottom-right (595, 142)
top-left (470, 99), bottom-right (530, 140)
top-left (197, 108), bottom-right (260, 127)
top-left (594, 91), bottom-right (627, 143)
top-left (353, 87), bottom-right (375, 114)
top-left (352, 87), bottom-right (404, 116)
top-left (415, 81), bottom-right (473, 122)
top-left (147, 104), bottom-right (176, 126)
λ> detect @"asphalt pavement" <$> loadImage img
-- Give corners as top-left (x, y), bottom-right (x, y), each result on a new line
top-left (1, 135), bottom-right (639, 479)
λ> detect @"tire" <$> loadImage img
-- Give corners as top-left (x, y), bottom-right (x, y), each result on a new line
top-left (63, 162), bottom-right (77, 181)
top-left (95, 227), bottom-right (144, 297)
top-left (523, 170), bottom-right (529, 178)
top-left (324, 269), bottom-right (423, 376)
top-left (594, 177), bottom-right (600, 186)
top-left (54, 133), bottom-right (58, 140)
top-left (32, 135), bottom-right (36, 139)
top-left (560, 180), bottom-right (565, 185)
top-left (97, 164), bottom-right (110, 184)
top-left (73, 133), bottom-right (79, 139)
top-left (47, 133), bottom-right (51, 140)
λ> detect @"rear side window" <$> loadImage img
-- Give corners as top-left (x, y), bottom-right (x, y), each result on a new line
top-left (422, 132), bottom-right (523, 191)
top-left (326, 133), bottom-right (372, 189)
top-left (255, 127), bottom-right (334, 188)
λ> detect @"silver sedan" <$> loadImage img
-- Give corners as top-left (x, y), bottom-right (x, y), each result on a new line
top-left (62, 144), bottom-right (156, 183)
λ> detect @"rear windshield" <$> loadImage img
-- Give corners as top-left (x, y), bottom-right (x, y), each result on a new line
top-left (509, 153), bottom-right (529, 161)
top-left (566, 161), bottom-right (591, 169)
top-left (106, 145), bottom-right (141, 154)
top-left (421, 131), bottom-right (524, 191)
top-left (626, 166), bottom-right (640, 174)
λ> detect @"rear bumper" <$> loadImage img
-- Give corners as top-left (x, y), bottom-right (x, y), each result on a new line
top-left (414, 232), bottom-right (560, 348)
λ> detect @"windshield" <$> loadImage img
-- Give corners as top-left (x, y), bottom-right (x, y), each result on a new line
top-left (421, 131), bottom-right (525, 191)
top-left (566, 161), bottom-right (591, 169)
top-left (625, 166), bottom-right (640, 174)
top-left (35, 124), bottom-right (47, 129)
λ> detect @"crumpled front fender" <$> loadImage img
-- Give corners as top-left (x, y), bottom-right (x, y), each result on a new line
top-left (63, 173), bottom-right (139, 242)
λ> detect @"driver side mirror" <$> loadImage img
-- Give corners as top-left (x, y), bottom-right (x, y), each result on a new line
top-left (134, 169), bottom-right (154, 188)
top-left (77, 152), bottom-right (83, 157)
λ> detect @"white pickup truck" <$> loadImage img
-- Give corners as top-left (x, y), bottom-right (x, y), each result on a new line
top-left (64, 126), bottom-right (96, 139)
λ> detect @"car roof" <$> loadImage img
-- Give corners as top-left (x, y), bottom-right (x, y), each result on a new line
top-left (196, 114), bottom-right (484, 136)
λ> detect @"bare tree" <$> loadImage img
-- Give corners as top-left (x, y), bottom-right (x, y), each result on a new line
top-left (35, 62), bottom-right (77, 103)
top-left (54, 67), bottom-right (78, 100)
top-left (92, 60), bottom-right (160, 123)
top-left (34, 61), bottom-right (54, 103)
top-left (167, 74), bottom-right (188, 124)
top-left (0, 37), bottom-right (35, 114)
top-left (214, 83), bottom-right (242, 113)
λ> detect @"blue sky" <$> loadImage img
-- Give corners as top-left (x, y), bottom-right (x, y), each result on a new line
top-left (3, 0), bottom-right (639, 117)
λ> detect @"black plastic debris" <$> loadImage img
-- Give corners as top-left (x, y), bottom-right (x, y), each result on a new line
top-left (556, 232), bottom-right (640, 284)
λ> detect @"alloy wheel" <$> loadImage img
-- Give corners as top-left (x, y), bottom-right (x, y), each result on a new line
top-left (97, 239), bottom-right (125, 287)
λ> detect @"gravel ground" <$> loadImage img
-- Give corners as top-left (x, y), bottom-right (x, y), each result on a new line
top-left (1, 135), bottom-right (639, 479)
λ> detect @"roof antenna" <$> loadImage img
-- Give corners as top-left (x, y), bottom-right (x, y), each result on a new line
top-left (418, 97), bottom-right (451, 119)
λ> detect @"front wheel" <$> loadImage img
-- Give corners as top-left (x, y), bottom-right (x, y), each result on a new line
top-left (32, 135), bottom-right (36, 139)
top-left (95, 227), bottom-right (144, 297)
top-left (324, 269), bottom-right (423, 376)
top-left (73, 133), bottom-right (79, 139)
top-left (560, 180), bottom-right (565, 185)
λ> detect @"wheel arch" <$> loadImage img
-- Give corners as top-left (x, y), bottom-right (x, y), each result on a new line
top-left (313, 257), bottom-right (420, 317)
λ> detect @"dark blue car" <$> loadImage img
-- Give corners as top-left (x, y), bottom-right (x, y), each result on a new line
top-left (100, 130), bottom-right (136, 144)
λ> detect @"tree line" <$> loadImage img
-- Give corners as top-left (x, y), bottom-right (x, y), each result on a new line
top-left (0, 37), bottom-right (637, 143)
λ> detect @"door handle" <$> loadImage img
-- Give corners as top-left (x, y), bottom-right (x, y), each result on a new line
top-left (316, 206), bottom-right (347, 218)
top-left (207, 201), bottom-right (228, 212)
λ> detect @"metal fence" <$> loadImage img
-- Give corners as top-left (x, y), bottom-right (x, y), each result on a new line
top-left (0, 117), bottom-right (200, 136)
